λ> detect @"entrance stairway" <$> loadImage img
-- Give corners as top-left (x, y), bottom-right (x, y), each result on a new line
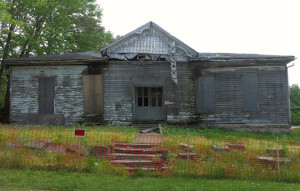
top-left (109, 142), bottom-right (169, 172)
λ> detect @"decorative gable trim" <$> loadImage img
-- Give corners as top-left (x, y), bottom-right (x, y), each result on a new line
top-left (100, 21), bottom-right (198, 61)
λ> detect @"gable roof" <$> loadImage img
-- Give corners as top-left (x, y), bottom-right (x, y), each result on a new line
top-left (100, 21), bottom-right (198, 60)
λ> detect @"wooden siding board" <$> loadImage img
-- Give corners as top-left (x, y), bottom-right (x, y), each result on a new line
top-left (196, 77), bottom-right (215, 113)
top-left (10, 61), bottom-right (290, 129)
top-left (242, 75), bottom-right (259, 112)
top-left (10, 65), bottom-right (86, 125)
top-left (82, 75), bottom-right (103, 115)
top-left (198, 65), bottom-right (289, 125)
top-left (103, 62), bottom-right (195, 124)
top-left (38, 77), bottom-right (55, 114)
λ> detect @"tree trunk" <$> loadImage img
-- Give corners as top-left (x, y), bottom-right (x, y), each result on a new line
top-left (0, 23), bottom-right (15, 86)
top-left (2, 72), bottom-right (10, 123)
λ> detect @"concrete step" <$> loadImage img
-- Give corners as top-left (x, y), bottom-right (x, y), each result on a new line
top-left (110, 142), bottom-right (160, 149)
top-left (110, 160), bottom-right (161, 167)
top-left (111, 153), bottom-right (156, 160)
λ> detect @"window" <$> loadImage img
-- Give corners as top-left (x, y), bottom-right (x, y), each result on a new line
top-left (137, 87), bottom-right (149, 107)
top-left (136, 87), bottom-right (162, 107)
top-left (151, 88), bottom-right (163, 107)
top-left (242, 75), bottom-right (259, 111)
top-left (196, 77), bottom-right (215, 113)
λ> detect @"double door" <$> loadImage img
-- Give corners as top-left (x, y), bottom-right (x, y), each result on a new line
top-left (135, 87), bottom-right (164, 121)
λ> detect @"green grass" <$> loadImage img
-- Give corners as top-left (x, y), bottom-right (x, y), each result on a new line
top-left (0, 168), bottom-right (299, 191)
top-left (161, 125), bottom-right (300, 141)
top-left (0, 124), bottom-right (300, 182)
top-left (2, 124), bottom-right (300, 141)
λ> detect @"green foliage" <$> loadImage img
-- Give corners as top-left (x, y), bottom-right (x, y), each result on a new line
top-left (290, 84), bottom-right (300, 107)
top-left (0, 0), bottom-right (115, 58)
top-left (290, 84), bottom-right (300, 125)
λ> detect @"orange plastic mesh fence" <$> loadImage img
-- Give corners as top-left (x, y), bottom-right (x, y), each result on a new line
top-left (1, 126), bottom-right (299, 181)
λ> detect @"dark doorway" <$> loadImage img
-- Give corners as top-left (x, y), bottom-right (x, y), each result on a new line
top-left (38, 77), bottom-right (55, 114)
top-left (135, 87), bottom-right (164, 121)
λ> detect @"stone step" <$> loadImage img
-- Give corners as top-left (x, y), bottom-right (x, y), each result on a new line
top-left (179, 143), bottom-right (194, 151)
top-left (266, 148), bottom-right (286, 157)
top-left (110, 160), bottom-right (161, 167)
top-left (133, 123), bottom-right (161, 130)
top-left (24, 139), bottom-right (53, 150)
top-left (131, 135), bottom-right (162, 144)
top-left (212, 145), bottom-right (229, 151)
top-left (110, 142), bottom-right (160, 149)
top-left (256, 157), bottom-right (291, 165)
top-left (125, 166), bottom-right (169, 172)
top-left (113, 147), bottom-right (169, 156)
top-left (228, 144), bottom-right (245, 150)
top-left (176, 152), bottom-right (197, 160)
top-left (111, 153), bottom-right (156, 160)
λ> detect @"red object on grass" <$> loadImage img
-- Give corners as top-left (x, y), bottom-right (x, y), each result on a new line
top-left (74, 129), bottom-right (86, 137)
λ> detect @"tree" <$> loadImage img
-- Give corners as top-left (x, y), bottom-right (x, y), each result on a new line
top-left (290, 84), bottom-right (300, 125)
top-left (0, 0), bottom-right (116, 121)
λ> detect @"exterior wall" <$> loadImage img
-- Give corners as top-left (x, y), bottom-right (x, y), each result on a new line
top-left (165, 62), bottom-right (196, 123)
top-left (195, 65), bottom-right (291, 133)
top-left (102, 61), bottom-right (196, 124)
top-left (10, 65), bottom-right (87, 125)
top-left (9, 62), bottom-right (291, 133)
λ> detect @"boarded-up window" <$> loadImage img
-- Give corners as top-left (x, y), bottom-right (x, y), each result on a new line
top-left (196, 77), bottom-right (215, 113)
top-left (38, 77), bottom-right (55, 114)
top-left (82, 75), bottom-right (103, 115)
top-left (242, 75), bottom-right (259, 111)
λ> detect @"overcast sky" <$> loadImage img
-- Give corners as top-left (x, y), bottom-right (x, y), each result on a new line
top-left (96, 0), bottom-right (299, 85)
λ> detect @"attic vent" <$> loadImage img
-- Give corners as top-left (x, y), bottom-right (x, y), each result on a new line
top-left (128, 54), bottom-right (166, 61)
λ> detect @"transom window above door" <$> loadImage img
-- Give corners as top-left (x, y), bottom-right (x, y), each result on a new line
top-left (136, 87), bottom-right (162, 107)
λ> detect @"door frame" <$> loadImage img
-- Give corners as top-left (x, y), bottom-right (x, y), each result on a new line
top-left (131, 83), bottom-right (166, 123)
top-left (134, 87), bottom-right (164, 121)
top-left (130, 77), bottom-right (167, 123)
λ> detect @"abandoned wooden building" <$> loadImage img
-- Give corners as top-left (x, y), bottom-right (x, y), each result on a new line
top-left (3, 22), bottom-right (295, 133)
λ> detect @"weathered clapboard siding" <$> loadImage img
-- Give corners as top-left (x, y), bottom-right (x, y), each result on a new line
top-left (165, 62), bottom-right (196, 123)
top-left (9, 62), bottom-right (290, 130)
top-left (102, 61), bottom-right (195, 124)
top-left (197, 65), bottom-right (289, 127)
top-left (10, 65), bottom-right (87, 125)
